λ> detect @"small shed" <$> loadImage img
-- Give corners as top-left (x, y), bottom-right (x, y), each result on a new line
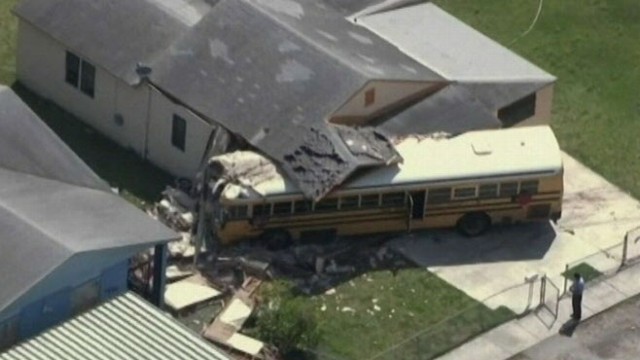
top-left (0, 86), bottom-right (179, 350)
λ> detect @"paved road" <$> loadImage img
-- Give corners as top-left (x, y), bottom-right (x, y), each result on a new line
top-left (510, 294), bottom-right (640, 360)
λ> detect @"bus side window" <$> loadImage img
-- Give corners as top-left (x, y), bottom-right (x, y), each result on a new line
top-left (479, 184), bottom-right (498, 199)
top-left (273, 202), bottom-right (293, 215)
top-left (520, 180), bottom-right (539, 194)
top-left (228, 205), bottom-right (248, 219)
top-left (381, 192), bottom-right (406, 207)
top-left (453, 187), bottom-right (477, 199)
top-left (340, 196), bottom-right (359, 210)
top-left (427, 188), bottom-right (451, 204)
top-left (252, 204), bottom-right (271, 217)
top-left (315, 198), bottom-right (338, 212)
top-left (360, 194), bottom-right (380, 208)
top-left (294, 200), bottom-right (313, 214)
top-left (499, 182), bottom-right (519, 197)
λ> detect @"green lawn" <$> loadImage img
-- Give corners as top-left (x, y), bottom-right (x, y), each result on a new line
top-left (434, 0), bottom-right (640, 199)
top-left (255, 270), bottom-right (513, 360)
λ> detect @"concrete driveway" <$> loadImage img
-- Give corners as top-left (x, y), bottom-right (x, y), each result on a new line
top-left (389, 152), bottom-right (640, 312)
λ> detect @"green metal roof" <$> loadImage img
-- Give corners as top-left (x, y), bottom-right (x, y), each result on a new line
top-left (0, 292), bottom-right (231, 360)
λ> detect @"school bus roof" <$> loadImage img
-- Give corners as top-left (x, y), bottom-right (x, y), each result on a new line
top-left (223, 125), bottom-right (562, 200)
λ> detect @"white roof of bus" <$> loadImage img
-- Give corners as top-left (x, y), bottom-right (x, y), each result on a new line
top-left (225, 125), bottom-right (562, 200)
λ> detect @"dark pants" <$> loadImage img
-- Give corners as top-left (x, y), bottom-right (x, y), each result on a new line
top-left (572, 294), bottom-right (582, 320)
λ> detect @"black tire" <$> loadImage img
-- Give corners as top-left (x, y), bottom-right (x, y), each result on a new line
top-left (456, 212), bottom-right (491, 237)
top-left (264, 229), bottom-right (293, 250)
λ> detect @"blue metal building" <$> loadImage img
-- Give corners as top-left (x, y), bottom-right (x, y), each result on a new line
top-left (0, 86), bottom-right (178, 350)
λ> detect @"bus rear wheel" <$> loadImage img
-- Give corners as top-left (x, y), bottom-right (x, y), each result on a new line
top-left (457, 212), bottom-right (491, 237)
top-left (264, 229), bottom-right (293, 250)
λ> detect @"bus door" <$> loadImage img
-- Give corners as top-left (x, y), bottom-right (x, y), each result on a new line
top-left (408, 191), bottom-right (426, 231)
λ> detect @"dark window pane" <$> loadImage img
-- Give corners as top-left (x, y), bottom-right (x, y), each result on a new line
top-left (360, 194), bottom-right (380, 208)
top-left (273, 202), bottom-right (292, 215)
top-left (228, 205), bottom-right (248, 219)
top-left (315, 198), bottom-right (338, 212)
top-left (80, 60), bottom-right (95, 97)
top-left (294, 200), bottom-right (312, 214)
top-left (453, 187), bottom-right (477, 199)
top-left (498, 93), bottom-right (536, 127)
top-left (520, 180), bottom-right (539, 195)
top-left (252, 204), bottom-right (270, 217)
top-left (381, 192), bottom-right (405, 207)
top-left (479, 184), bottom-right (498, 199)
top-left (427, 188), bottom-right (451, 204)
top-left (500, 182), bottom-right (519, 197)
top-left (171, 115), bottom-right (187, 151)
top-left (340, 196), bottom-right (359, 210)
top-left (65, 51), bottom-right (80, 87)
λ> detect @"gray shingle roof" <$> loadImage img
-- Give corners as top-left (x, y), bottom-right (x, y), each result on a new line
top-left (0, 86), bottom-right (178, 314)
top-left (14, 0), bottom-right (445, 199)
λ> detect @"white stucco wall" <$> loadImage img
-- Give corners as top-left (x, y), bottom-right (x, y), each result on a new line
top-left (146, 87), bottom-right (215, 178)
top-left (331, 81), bottom-right (437, 125)
top-left (16, 20), bottom-right (148, 156)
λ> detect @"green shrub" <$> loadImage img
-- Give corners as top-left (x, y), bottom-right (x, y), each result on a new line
top-left (252, 281), bottom-right (321, 356)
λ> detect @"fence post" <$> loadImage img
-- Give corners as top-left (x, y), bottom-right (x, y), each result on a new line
top-left (621, 233), bottom-right (629, 268)
top-left (562, 264), bottom-right (569, 296)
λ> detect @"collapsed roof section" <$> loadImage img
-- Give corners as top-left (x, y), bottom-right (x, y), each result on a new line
top-left (13, 0), bottom-right (556, 200)
top-left (150, 0), bottom-right (444, 199)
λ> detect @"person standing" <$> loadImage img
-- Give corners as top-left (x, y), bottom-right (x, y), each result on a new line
top-left (570, 272), bottom-right (585, 320)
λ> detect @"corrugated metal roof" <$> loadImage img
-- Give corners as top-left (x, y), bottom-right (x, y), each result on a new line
top-left (0, 292), bottom-right (231, 360)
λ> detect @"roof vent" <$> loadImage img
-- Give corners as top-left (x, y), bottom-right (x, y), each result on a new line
top-left (472, 142), bottom-right (492, 156)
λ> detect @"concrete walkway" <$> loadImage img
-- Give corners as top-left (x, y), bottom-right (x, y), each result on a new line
top-left (435, 261), bottom-right (640, 360)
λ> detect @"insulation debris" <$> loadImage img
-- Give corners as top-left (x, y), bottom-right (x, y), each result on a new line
top-left (164, 280), bottom-right (222, 311)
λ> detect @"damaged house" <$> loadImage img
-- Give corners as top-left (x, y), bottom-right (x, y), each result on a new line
top-left (13, 0), bottom-right (555, 200)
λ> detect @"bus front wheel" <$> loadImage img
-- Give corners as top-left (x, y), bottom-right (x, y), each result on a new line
top-left (457, 212), bottom-right (491, 237)
top-left (264, 229), bottom-right (293, 250)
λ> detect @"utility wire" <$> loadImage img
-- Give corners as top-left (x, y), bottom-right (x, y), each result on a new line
top-left (509, 0), bottom-right (544, 45)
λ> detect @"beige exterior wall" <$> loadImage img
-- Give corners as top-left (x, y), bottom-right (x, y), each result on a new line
top-left (331, 80), bottom-right (438, 125)
top-left (146, 87), bottom-right (215, 177)
top-left (16, 20), bottom-right (148, 155)
top-left (512, 83), bottom-right (555, 127)
top-left (15, 20), bottom-right (216, 177)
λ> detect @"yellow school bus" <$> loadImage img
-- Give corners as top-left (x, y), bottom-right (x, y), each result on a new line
top-left (214, 125), bottom-right (563, 248)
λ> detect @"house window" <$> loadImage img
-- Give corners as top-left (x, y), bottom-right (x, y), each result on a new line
top-left (65, 51), bottom-right (95, 98)
top-left (364, 88), bottom-right (376, 107)
top-left (71, 280), bottom-right (100, 315)
top-left (498, 93), bottom-right (536, 127)
top-left (171, 115), bottom-right (187, 151)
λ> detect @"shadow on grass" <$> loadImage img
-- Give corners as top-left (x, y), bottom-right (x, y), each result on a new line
top-left (11, 82), bottom-right (174, 208)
